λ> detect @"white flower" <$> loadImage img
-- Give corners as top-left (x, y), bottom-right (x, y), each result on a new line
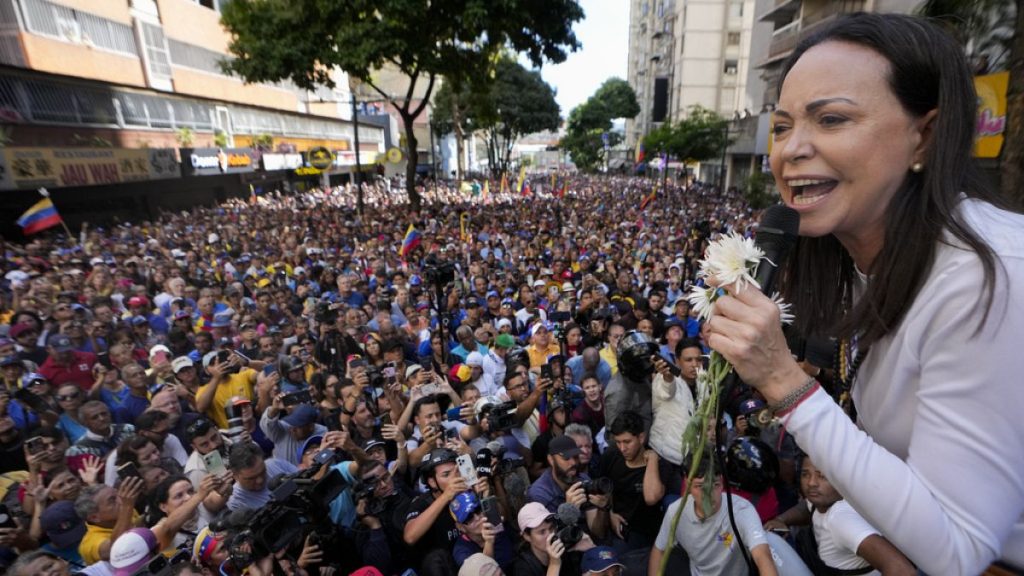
top-left (698, 232), bottom-right (764, 292)
top-left (771, 292), bottom-right (795, 325)
top-left (687, 284), bottom-right (717, 322)
top-left (695, 367), bottom-right (714, 406)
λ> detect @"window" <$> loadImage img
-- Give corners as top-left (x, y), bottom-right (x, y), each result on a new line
top-left (727, 31), bottom-right (741, 46)
top-left (141, 22), bottom-right (172, 78)
top-left (196, 0), bottom-right (216, 9)
top-left (20, 0), bottom-right (138, 56)
top-left (723, 59), bottom-right (738, 75)
top-left (729, 0), bottom-right (743, 19)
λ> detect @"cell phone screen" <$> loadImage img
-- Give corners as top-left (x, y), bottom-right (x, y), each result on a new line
top-left (203, 451), bottom-right (227, 475)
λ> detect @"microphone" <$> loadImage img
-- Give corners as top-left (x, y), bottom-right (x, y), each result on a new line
top-left (556, 502), bottom-right (582, 526)
top-left (718, 205), bottom-right (800, 414)
top-left (752, 205), bottom-right (800, 296)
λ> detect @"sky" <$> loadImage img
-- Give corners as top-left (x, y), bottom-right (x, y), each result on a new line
top-left (537, 0), bottom-right (630, 120)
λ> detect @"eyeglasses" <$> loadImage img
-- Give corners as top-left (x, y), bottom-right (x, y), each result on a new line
top-left (186, 418), bottom-right (213, 437)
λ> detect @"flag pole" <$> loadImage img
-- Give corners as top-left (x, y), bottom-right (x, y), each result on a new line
top-left (38, 188), bottom-right (76, 243)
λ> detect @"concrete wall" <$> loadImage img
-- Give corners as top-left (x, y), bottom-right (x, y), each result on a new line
top-left (20, 34), bottom-right (147, 87)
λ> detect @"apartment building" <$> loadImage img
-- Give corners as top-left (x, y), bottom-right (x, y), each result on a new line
top-left (0, 0), bottom-right (389, 223)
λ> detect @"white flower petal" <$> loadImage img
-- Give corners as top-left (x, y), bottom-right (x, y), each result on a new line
top-left (771, 292), bottom-right (795, 325)
top-left (700, 232), bottom-right (764, 292)
top-left (687, 285), bottom-right (717, 322)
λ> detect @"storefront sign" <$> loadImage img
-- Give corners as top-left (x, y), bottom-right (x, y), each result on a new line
top-left (180, 147), bottom-right (257, 176)
top-left (306, 147), bottom-right (334, 170)
top-left (262, 153), bottom-right (303, 171)
top-left (0, 147), bottom-right (180, 190)
top-left (974, 71), bottom-right (1008, 159)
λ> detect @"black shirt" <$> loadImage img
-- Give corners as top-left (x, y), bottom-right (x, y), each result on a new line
top-left (598, 445), bottom-right (666, 540)
top-left (512, 549), bottom-right (583, 576)
top-left (403, 492), bottom-right (459, 564)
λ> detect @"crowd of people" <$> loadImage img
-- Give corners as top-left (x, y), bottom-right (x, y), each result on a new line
top-left (0, 169), bottom-right (911, 576)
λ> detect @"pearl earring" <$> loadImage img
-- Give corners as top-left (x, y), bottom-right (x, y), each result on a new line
top-left (911, 162), bottom-right (924, 173)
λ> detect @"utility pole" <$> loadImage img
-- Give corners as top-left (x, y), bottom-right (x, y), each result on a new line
top-left (351, 96), bottom-right (364, 215)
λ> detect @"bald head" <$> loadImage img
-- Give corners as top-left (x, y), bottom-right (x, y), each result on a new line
top-left (582, 347), bottom-right (601, 370)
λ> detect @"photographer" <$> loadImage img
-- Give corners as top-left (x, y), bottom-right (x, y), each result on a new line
top-left (402, 448), bottom-right (474, 576)
top-left (225, 441), bottom-right (297, 511)
top-left (195, 352), bottom-right (256, 430)
top-left (527, 435), bottom-right (609, 540)
top-left (313, 304), bottom-right (360, 377)
top-left (512, 502), bottom-right (592, 576)
top-left (260, 399), bottom-right (327, 466)
top-left (352, 459), bottom-right (413, 574)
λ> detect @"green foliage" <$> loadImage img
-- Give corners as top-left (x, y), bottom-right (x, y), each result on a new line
top-left (742, 170), bottom-right (778, 210)
top-left (917, 0), bottom-right (1016, 71)
top-left (220, 0), bottom-right (583, 208)
top-left (252, 132), bottom-right (273, 151)
top-left (642, 105), bottom-right (729, 163)
top-left (175, 127), bottom-right (194, 147)
top-left (561, 78), bottom-right (638, 172)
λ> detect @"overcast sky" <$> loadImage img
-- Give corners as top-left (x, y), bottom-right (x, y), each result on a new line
top-left (536, 0), bottom-right (630, 121)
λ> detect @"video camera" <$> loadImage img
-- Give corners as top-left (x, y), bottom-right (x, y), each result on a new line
top-left (223, 451), bottom-right (350, 568)
top-left (424, 254), bottom-right (456, 287)
top-left (483, 401), bottom-right (517, 432)
top-left (314, 301), bottom-right (343, 324)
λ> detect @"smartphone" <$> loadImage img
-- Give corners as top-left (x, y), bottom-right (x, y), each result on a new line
top-left (0, 504), bottom-right (15, 529)
top-left (383, 361), bottom-right (397, 385)
top-left (540, 364), bottom-right (553, 381)
top-left (456, 454), bottom-right (478, 486)
top-left (25, 436), bottom-right (47, 455)
top-left (480, 496), bottom-right (503, 532)
top-left (446, 406), bottom-right (465, 423)
top-left (117, 461), bottom-right (140, 480)
top-left (419, 383), bottom-right (439, 397)
top-left (656, 354), bottom-right (682, 377)
top-left (445, 427), bottom-right (459, 441)
top-left (202, 450), bottom-right (228, 475)
top-left (349, 357), bottom-right (367, 370)
top-left (13, 388), bottom-right (50, 415)
top-left (282, 389), bottom-right (313, 407)
top-left (232, 349), bottom-right (252, 363)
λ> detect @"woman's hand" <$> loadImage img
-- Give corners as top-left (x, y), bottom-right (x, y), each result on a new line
top-left (78, 455), bottom-right (102, 485)
top-left (702, 283), bottom-right (806, 402)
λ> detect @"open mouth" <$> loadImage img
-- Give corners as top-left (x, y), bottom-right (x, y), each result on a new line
top-left (788, 178), bottom-right (838, 206)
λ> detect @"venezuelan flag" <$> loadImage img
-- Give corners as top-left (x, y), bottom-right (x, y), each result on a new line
top-left (399, 224), bottom-right (421, 259)
top-left (639, 188), bottom-right (657, 211)
top-left (515, 165), bottom-right (526, 194)
top-left (17, 198), bottom-right (62, 235)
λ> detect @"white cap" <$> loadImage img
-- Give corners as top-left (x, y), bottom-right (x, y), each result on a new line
top-left (465, 351), bottom-right (484, 367)
top-left (171, 356), bottom-right (194, 373)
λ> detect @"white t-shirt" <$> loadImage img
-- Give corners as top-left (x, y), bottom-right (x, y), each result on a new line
top-left (811, 500), bottom-right (879, 575)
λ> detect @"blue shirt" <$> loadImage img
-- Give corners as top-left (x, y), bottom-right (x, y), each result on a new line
top-left (565, 355), bottom-right (612, 388)
top-left (98, 386), bottom-right (131, 414)
top-left (115, 394), bottom-right (150, 425)
top-left (227, 458), bottom-right (298, 510)
top-left (327, 461), bottom-right (358, 528)
top-left (527, 468), bottom-right (590, 513)
top-left (57, 413), bottom-right (87, 444)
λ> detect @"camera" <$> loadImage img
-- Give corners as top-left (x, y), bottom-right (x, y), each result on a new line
top-left (483, 401), bottom-right (517, 432)
top-left (579, 477), bottom-right (613, 496)
top-left (314, 301), bottom-right (342, 324)
top-left (424, 254), bottom-right (456, 286)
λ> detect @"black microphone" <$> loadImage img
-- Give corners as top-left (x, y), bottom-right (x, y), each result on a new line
top-left (752, 205), bottom-right (801, 296)
top-left (718, 205), bottom-right (800, 414)
top-left (556, 502), bottom-right (582, 526)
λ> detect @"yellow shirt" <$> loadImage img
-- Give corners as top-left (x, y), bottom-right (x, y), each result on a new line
top-left (79, 523), bottom-right (113, 565)
top-left (527, 343), bottom-right (562, 368)
top-left (600, 345), bottom-right (619, 376)
top-left (197, 368), bottom-right (256, 429)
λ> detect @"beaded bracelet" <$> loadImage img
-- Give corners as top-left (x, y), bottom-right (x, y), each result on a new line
top-left (768, 376), bottom-right (820, 418)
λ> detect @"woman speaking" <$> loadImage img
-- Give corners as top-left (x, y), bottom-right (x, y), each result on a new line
top-left (704, 13), bottom-right (1024, 576)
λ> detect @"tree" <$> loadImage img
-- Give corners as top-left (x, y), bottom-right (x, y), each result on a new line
top-left (561, 78), bottom-right (639, 172)
top-left (742, 169), bottom-right (777, 210)
top-left (642, 105), bottom-right (730, 165)
top-left (220, 0), bottom-right (583, 210)
top-left (917, 0), bottom-right (1022, 207)
top-left (430, 79), bottom-right (492, 180)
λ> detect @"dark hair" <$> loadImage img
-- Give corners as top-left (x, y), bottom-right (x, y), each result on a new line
top-left (146, 474), bottom-right (191, 525)
top-left (412, 395), bottom-right (440, 419)
top-left (227, 441), bottom-right (264, 471)
top-left (117, 435), bottom-right (156, 466)
top-left (135, 410), bottom-right (168, 432)
top-left (779, 13), bottom-right (1007, 346)
top-left (608, 410), bottom-right (644, 436)
top-left (682, 447), bottom-right (716, 481)
top-left (675, 337), bottom-right (702, 358)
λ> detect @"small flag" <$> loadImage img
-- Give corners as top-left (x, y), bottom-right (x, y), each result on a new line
top-left (515, 165), bottom-right (526, 195)
top-left (249, 184), bottom-right (256, 204)
top-left (639, 188), bottom-right (657, 211)
top-left (557, 182), bottom-right (568, 199)
top-left (17, 197), bottom-right (63, 235)
top-left (483, 180), bottom-right (489, 197)
top-left (635, 139), bottom-right (646, 167)
top-left (399, 224), bottom-right (422, 259)
top-left (460, 213), bottom-right (471, 243)
top-left (500, 173), bottom-right (509, 195)
top-left (521, 184), bottom-right (532, 197)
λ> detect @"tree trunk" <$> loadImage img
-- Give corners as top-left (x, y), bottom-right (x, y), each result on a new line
top-left (453, 102), bottom-right (465, 181)
top-left (1001, 0), bottom-right (1024, 209)
top-left (403, 115), bottom-right (422, 211)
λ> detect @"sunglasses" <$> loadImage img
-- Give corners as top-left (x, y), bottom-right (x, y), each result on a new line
top-left (56, 392), bottom-right (81, 401)
top-left (186, 418), bottom-right (213, 437)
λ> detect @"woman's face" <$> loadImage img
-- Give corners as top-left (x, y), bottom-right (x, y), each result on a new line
top-left (48, 471), bottom-right (82, 501)
top-left (770, 41), bottom-right (929, 259)
top-left (366, 338), bottom-right (381, 357)
top-left (160, 479), bottom-right (196, 516)
top-left (135, 441), bottom-right (162, 467)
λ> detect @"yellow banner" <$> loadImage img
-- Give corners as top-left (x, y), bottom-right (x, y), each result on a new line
top-left (973, 71), bottom-right (1008, 159)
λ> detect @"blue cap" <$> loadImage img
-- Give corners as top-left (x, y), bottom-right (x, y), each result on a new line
top-left (448, 491), bottom-right (480, 524)
top-left (581, 547), bottom-right (623, 574)
top-left (130, 316), bottom-right (148, 326)
top-left (486, 290), bottom-right (499, 299)
top-left (297, 434), bottom-right (323, 462)
top-left (282, 404), bottom-right (318, 428)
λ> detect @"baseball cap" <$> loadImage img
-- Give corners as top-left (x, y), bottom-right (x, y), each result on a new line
top-left (532, 280), bottom-right (546, 288)
top-left (173, 310), bottom-right (191, 320)
top-left (0, 355), bottom-right (21, 368)
top-left (448, 364), bottom-right (472, 384)
top-left (129, 316), bottom-right (148, 327)
top-left (8, 323), bottom-right (34, 339)
top-left (405, 364), bottom-right (424, 379)
top-left (39, 500), bottom-right (86, 550)
top-left (282, 404), bottom-right (318, 428)
top-left (486, 290), bottom-right (499, 300)
top-left (459, 553), bottom-right (501, 576)
top-left (449, 491), bottom-right (480, 523)
top-left (297, 434), bottom-right (324, 462)
top-left (362, 437), bottom-right (386, 453)
top-left (528, 322), bottom-right (550, 338)
top-left (110, 527), bottom-right (160, 576)
top-left (495, 318), bottom-right (512, 331)
top-left (500, 298), bottom-right (514, 308)
top-left (738, 397), bottom-right (766, 416)
top-left (465, 297), bottom-right (480, 308)
top-left (127, 296), bottom-right (148, 308)
top-left (465, 351), bottom-right (484, 367)
top-left (171, 356), bottom-right (194, 373)
top-left (47, 333), bottom-right (73, 352)
top-left (548, 435), bottom-right (581, 459)
top-left (148, 345), bottom-right (171, 362)
top-left (517, 502), bottom-right (555, 531)
top-left (494, 334), bottom-right (515, 349)
top-left (581, 547), bottom-right (624, 574)
top-left (561, 282), bottom-right (575, 293)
